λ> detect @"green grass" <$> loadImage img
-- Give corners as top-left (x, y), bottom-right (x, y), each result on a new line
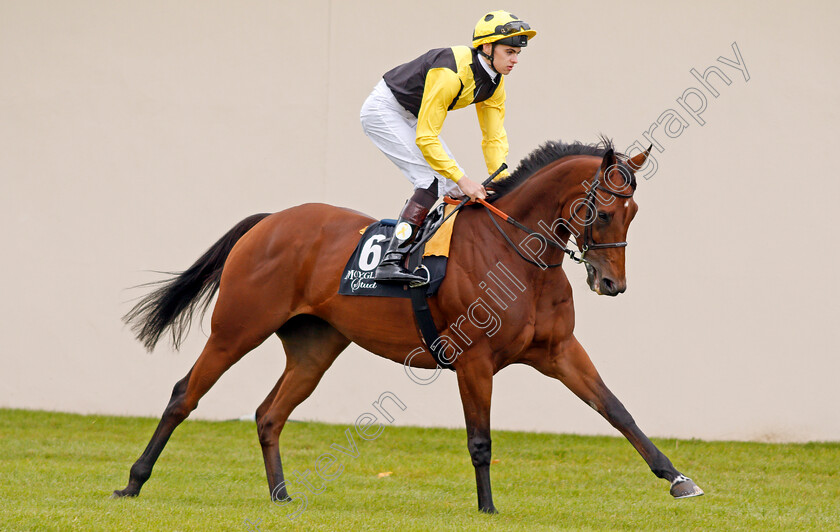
top-left (0, 409), bottom-right (837, 531)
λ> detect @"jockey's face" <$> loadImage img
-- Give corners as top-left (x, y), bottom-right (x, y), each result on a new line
top-left (482, 44), bottom-right (521, 75)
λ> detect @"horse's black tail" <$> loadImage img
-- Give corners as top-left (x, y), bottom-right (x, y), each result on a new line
top-left (123, 213), bottom-right (272, 352)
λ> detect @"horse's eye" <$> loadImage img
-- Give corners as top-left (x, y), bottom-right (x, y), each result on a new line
top-left (597, 211), bottom-right (611, 223)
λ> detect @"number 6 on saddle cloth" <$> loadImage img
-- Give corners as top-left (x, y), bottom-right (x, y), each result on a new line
top-left (338, 203), bottom-right (455, 298)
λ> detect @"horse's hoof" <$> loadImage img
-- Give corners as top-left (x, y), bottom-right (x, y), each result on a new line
top-left (111, 489), bottom-right (137, 499)
top-left (670, 475), bottom-right (704, 499)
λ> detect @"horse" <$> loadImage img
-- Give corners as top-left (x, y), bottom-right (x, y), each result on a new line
top-left (113, 139), bottom-right (703, 513)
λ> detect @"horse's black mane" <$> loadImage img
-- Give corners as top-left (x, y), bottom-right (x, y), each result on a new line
top-left (490, 137), bottom-right (634, 199)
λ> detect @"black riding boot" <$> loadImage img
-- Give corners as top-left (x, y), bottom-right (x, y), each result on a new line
top-left (373, 199), bottom-right (431, 284)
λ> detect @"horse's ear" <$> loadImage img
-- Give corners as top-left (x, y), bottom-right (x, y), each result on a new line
top-left (627, 144), bottom-right (653, 171)
top-left (600, 148), bottom-right (616, 173)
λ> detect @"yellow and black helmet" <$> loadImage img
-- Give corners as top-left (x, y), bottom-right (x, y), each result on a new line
top-left (472, 10), bottom-right (536, 48)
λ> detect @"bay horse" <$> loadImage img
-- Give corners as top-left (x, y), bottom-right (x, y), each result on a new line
top-left (113, 139), bottom-right (703, 513)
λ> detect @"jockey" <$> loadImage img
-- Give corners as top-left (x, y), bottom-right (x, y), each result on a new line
top-left (360, 10), bottom-right (536, 283)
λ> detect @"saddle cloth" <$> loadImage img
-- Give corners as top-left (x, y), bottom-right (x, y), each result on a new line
top-left (338, 204), bottom-right (458, 298)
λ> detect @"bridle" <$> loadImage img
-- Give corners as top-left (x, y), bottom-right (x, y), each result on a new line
top-left (480, 164), bottom-right (635, 269)
top-left (576, 168), bottom-right (634, 256)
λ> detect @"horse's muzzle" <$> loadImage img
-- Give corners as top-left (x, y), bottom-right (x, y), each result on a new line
top-left (599, 276), bottom-right (626, 296)
top-left (585, 263), bottom-right (626, 296)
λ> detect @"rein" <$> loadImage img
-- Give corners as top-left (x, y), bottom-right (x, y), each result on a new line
top-left (477, 198), bottom-right (579, 268)
top-left (445, 167), bottom-right (634, 269)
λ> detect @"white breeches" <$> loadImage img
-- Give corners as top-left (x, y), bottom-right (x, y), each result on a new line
top-left (360, 78), bottom-right (462, 198)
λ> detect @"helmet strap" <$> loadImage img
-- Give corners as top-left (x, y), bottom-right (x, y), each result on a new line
top-left (477, 43), bottom-right (501, 75)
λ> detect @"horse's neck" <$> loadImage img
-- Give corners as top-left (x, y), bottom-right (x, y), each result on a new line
top-left (495, 158), bottom-right (591, 242)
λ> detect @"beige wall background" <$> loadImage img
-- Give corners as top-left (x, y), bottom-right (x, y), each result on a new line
top-left (2, 1), bottom-right (838, 443)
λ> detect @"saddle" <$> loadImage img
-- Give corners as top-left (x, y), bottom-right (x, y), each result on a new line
top-left (338, 203), bottom-right (458, 298)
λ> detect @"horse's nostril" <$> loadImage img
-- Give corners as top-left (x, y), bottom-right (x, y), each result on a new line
top-left (601, 278), bottom-right (616, 293)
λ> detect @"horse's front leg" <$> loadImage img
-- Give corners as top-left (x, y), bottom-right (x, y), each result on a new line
top-left (455, 354), bottom-right (497, 513)
top-left (529, 336), bottom-right (703, 499)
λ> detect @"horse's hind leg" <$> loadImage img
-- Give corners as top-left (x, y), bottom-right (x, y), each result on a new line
top-left (113, 317), bottom-right (280, 498)
top-left (530, 336), bottom-right (703, 499)
top-left (255, 315), bottom-right (350, 502)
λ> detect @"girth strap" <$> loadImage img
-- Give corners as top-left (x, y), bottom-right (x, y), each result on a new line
top-left (408, 286), bottom-right (456, 371)
top-left (403, 162), bottom-right (508, 372)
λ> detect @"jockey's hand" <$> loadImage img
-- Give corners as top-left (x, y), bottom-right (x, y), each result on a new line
top-left (457, 176), bottom-right (487, 201)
